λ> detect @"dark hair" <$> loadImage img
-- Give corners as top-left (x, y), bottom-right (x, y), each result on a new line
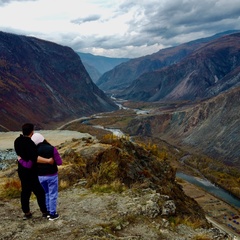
top-left (22, 123), bottom-right (34, 136)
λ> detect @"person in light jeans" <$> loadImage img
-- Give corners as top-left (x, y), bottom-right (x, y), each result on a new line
top-left (31, 133), bottom-right (62, 221)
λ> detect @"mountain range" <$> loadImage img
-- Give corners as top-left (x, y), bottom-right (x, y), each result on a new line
top-left (96, 30), bottom-right (240, 101)
top-left (118, 33), bottom-right (240, 102)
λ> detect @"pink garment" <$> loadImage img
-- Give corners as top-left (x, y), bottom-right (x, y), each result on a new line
top-left (18, 159), bottom-right (33, 168)
top-left (53, 147), bottom-right (62, 165)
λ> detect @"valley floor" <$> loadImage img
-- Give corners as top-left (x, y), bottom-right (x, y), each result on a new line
top-left (179, 180), bottom-right (240, 239)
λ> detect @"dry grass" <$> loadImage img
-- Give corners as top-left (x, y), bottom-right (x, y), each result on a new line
top-left (192, 235), bottom-right (213, 240)
top-left (91, 180), bottom-right (126, 193)
top-left (0, 178), bottom-right (21, 199)
top-left (168, 215), bottom-right (207, 230)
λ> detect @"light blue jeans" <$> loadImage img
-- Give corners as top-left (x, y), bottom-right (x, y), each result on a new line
top-left (38, 174), bottom-right (58, 215)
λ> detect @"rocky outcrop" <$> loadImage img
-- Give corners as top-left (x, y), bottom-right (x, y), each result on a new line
top-left (0, 186), bottom-right (228, 239)
top-left (0, 31), bottom-right (118, 131)
top-left (57, 137), bottom-right (207, 222)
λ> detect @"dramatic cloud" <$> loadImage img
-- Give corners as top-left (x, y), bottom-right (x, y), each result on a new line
top-left (0, 0), bottom-right (240, 57)
top-left (71, 15), bottom-right (101, 24)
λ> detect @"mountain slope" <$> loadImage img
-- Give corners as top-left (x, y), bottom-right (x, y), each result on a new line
top-left (125, 86), bottom-right (240, 166)
top-left (0, 31), bottom-right (118, 131)
top-left (117, 33), bottom-right (240, 102)
top-left (80, 61), bottom-right (102, 83)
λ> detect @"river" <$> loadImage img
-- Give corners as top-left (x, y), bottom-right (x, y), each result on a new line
top-left (176, 172), bottom-right (240, 209)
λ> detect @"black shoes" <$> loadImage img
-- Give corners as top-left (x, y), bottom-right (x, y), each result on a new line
top-left (49, 213), bottom-right (59, 221)
top-left (42, 211), bottom-right (50, 218)
top-left (23, 212), bottom-right (32, 220)
top-left (23, 211), bottom-right (59, 220)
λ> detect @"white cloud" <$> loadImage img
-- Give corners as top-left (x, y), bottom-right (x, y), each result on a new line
top-left (0, 0), bottom-right (240, 58)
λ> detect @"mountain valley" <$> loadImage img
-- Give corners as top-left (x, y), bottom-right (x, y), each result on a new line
top-left (0, 29), bottom-right (240, 239)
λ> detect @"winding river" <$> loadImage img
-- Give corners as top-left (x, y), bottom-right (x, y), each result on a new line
top-left (176, 172), bottom-right (240, 209)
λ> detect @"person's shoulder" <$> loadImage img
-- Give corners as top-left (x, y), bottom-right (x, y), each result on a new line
top-left (14, 134), bottom-right (23, 142)
top-left (38, 142), bottom-right (53, 149)
top-left (15, 135), bottom-right (34, 145)
top-left (46, 143), bottom-right (54, 149)
top-left (40, 141), bottom-right (53, 147)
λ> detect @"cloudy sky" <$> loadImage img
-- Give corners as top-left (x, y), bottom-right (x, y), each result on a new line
top-left (0, 0), bottom-right (240, 58)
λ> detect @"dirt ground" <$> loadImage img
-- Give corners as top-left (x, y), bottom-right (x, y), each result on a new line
top-left (0, 174), bottom-right (234, 240)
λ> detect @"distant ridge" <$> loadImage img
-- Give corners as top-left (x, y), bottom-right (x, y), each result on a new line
top-left (77, 52), bottom-right (130, 82)
top-left (77, 52), bottom-right (130, 74)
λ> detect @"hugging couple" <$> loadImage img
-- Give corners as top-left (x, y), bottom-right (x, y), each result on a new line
top-left (14, 123), bottom-right (62, 221)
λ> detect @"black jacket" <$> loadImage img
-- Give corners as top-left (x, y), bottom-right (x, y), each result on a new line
top-left (14, 134), bottom-right (38, 175)
top-left (37, 141), bottom-right (58, 176)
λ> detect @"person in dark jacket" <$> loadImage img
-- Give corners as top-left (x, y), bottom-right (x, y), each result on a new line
top-left (14, 123), bottom-right (53, 220)
top-left (31, 132), bottom-right (62, 221)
